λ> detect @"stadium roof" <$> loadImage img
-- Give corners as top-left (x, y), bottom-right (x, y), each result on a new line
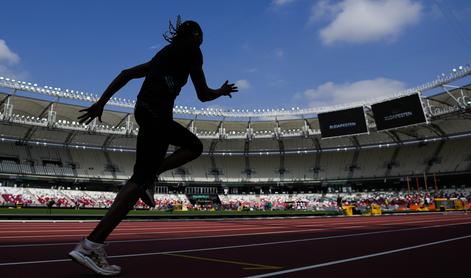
top-left (0, 73), bottom-right (470, 153)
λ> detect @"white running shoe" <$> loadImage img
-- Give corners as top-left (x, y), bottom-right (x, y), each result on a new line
top-left (69, 238), bottom-right (121, 276)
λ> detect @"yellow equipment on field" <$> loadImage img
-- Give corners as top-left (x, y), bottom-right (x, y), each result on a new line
top-left (370, 204), bottom-right (382, 215)
top-left (342, 205), bottom-right (354, 216)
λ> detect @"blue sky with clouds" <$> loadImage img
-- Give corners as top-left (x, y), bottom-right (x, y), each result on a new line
top-left (1, 0), bottom-right (471, 111)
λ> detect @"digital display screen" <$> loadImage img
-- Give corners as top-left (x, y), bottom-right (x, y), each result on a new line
top-left (372, 93), bottom-right (427, 131)
top-left (318, 106), bottom-right (368, 138)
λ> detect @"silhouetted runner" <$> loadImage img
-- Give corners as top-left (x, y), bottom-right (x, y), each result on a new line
top-left (69, 16), bottom-right (238, 276)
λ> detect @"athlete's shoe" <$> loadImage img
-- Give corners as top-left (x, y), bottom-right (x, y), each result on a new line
top-left (69, 238), bottom-right (121, 276)
top-left (140, 185), bottom-right (155, 208)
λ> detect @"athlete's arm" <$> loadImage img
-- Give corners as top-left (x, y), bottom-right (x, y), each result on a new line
top-left (190, 66), bottom-right (238, 102)
top-left (97, 62), bottom-right (151, 106)
top-left (78, 62), bottom-right (151, 124)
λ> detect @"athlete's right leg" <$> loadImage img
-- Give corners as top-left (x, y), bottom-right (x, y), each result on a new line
top-left (70, 112), bottom-right (168, 275)
top-left (87, 180), bottom-right (140, 243)
top-left (68, 180), bottom-right (139, 276)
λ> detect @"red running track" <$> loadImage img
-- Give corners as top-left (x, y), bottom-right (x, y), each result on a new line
top-left (0, 213), bottom-right (470, 277)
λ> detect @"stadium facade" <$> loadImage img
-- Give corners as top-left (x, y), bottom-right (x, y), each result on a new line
top-left (0, 66), bottom-right (470, 194)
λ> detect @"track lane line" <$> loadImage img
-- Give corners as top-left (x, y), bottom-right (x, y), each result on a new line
top-left (1, 217), bottom-right (470, 248)
top-left (0, 215), bottom-right (468, 237)
top-left (244, 234), bottom-right (471, 278)
top-left (0, 214), bottom-right (466, 231)
top-left (0, 225), bottom-right (291, 240)
top-left (164, 253), bottom-right (282, 270)
top-left (1, 221), bottom-right (470, 266)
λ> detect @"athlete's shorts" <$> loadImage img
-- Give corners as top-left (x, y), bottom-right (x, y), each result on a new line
top-left (129, 101), bottom-right (202, 189)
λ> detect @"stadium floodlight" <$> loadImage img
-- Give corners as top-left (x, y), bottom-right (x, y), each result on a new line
top-left (1, 64), bottom-right (470, 119)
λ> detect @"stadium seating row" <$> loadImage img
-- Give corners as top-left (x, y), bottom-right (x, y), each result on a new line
top-left (1, 186), bottom-right (469, 211)
top-left (0, 137), bottom-right (469, 182)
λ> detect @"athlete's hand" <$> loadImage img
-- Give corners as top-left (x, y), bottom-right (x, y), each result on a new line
top-left (219, 80), bottom-right (238, 98)
top-left (78, 102), bottom-right (104, 125)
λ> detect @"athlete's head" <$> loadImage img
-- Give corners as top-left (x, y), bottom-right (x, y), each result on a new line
top-left (163, 15), bottom-right (203, 46)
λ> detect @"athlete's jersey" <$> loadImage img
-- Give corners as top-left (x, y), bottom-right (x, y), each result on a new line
top-left (137, 43), bottom-right (203, 118)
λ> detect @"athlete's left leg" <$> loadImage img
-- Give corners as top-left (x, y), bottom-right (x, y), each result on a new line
top-left (155, 120), bottom-right (203, 175)
top-left (140, 120), bottom-right (203, 205)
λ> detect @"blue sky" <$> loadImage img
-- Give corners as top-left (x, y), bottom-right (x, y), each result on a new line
top-left (1, 0), bottom-right (471, 111)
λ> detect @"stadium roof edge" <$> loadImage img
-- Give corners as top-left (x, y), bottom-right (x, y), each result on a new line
top-left (0, 63), bottom-right (470, 118)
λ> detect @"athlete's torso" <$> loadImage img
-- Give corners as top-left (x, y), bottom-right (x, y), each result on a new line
top-left (137, 43), bottom-right (203, 118)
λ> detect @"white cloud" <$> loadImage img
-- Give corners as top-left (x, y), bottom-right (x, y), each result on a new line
top-left (235, 79), bottom-right (251, 90)
top-left (308, 0), bottom-right (341, 24)
top-left (274, 48), bottom-right (284, 59)
top-left (0, 39), bottom-right (20, 65)
top-left (312, 0), bottom-right (423, 44)
top-left (272, 0), bottom-right (295, 7)
top-left (0, 39), bottom-right (28, 80)
top-left (0, 65), bottom-right (29, 80)
top-left (298, 78), bottom-right (406, 107)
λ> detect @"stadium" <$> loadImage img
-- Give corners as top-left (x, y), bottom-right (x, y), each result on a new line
top-left (1, 66), bottom-right (471, 211)
top-left (1, 1), bottom-right (471, 276)
top-left (0, 66), bottom-right (470, 277)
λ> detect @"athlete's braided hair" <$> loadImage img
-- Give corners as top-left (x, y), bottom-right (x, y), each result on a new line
top-left (163, 15), bottom-right (202, 44)
top-left (163, 15), bottom-right (182, 43)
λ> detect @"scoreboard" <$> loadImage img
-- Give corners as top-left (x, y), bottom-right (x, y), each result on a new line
top-left (371, 93), bottom-right (427, 131)
top-left (318, 106), bottom-right (368, 138)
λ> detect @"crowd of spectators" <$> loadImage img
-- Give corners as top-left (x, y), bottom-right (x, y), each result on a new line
top-left (0, 186), bottom-right (189, 210)
top-left (0, 185), bottom-right (469, 212)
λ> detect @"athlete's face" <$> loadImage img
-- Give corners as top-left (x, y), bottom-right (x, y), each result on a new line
top-left (191, 28), bottom-right (203, 46)
top-left (178, 21), bottom-right (203, 47)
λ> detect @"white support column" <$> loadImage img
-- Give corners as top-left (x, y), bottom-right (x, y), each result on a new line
top-left (245, 119), bottom-right (254, 141)
top-left (125, 114), bottom-right (133, 135)
top-left (442, 85), bottom-right (466, 109)
top-left (217, 120), bottom-right (226, 140)
top-left (88, 118), bottom-right (98, 132)
top-left (3, 97), bottom-right (13, 121)
top-left (189, 118), bottom-right (197, 134)
top-left (302, 119), bottom-right (311, 138)
top-left (425, 98), bottom-right (433, 118)
top-left (273, 120), bottom-right (281, 140)
top-left (246, 127), bottom-right (254, 141)
top-left (47, 103), bottom-right (56, 127)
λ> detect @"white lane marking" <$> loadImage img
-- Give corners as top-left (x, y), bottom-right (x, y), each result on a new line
top-left (0, 214), bottom-right (466, 232)
top-left (0, 214), bottom-right (467, 233)
top-left (244, 234), bottom-right (471, 278)
top-left (1, 217), bottom-right (470, 248)
top-left (0, 226), bottom-right (290, 239)
top-left (0, 258), bottom-right (71, 266)
top-left (0, 221), bottom-right (470, 266)
top-left (0, 223), bottom-right (264, 234)
top-left (294, 216), bottom-right (468, 228)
